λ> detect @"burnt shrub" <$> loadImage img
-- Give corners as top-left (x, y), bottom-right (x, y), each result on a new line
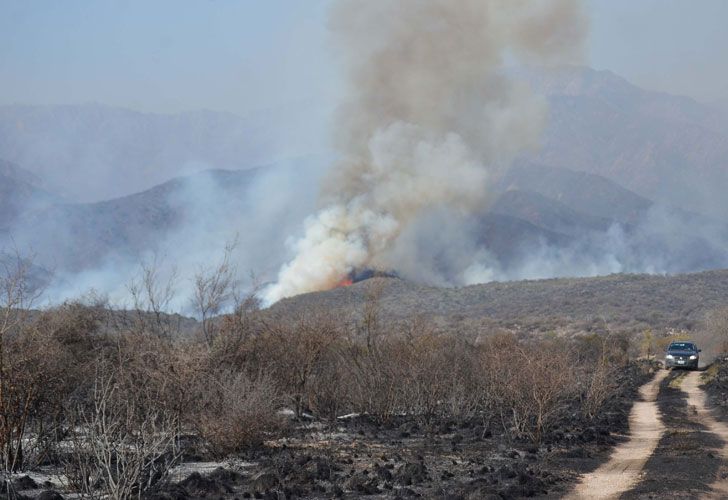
top-left (192, 370), bottom-right (287, 456)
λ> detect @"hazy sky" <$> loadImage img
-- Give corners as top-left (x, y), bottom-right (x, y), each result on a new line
top-left (2, 0), bottom-right (728, 115)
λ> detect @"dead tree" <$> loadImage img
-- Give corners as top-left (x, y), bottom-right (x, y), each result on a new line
top-left (0, 250), bottom-right (43, 473)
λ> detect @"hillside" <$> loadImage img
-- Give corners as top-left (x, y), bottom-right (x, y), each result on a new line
top-left (494, 163), bottom-right (728, 276)
top-left (0, 159), bottom-right (58, 229)
top-left (490, 188), bottom-right (613, 236)
top-left (267, 270), bottom-right (728, 335)
top-left (520, 66), bottom-right (728, 215)
top-left (4, 67), bottom-right (728, 296)
top-left (499, 162), bottom-right (652, 224)
top-left (11, 168), bottom-right (260, 272)
top-left (0, 104), bottom-right (326, 202)
top-left (5, 159), bottom-right (728, 296)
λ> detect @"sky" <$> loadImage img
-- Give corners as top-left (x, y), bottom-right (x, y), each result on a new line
top-left (2, 0), bottom-right (728, 115)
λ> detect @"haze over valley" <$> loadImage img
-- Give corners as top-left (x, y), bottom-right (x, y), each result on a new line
top-left (3, 65), bottom-right (728, 308)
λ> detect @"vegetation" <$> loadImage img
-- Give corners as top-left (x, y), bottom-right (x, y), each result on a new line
top-left (0, 254), bottom-right (727, 498)
top-left (270, 271), bottom-right (728, 336)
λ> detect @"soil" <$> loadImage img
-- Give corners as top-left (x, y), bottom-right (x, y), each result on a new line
top-left (621, 369), bottom-right (722, 499)
top-left (565, 369), bottom-right (668, 499)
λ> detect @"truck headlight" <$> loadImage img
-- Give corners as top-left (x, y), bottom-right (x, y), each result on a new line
top-left (690, 355), bottom-right (697, 360)
top-left (666, 354), bottom-right (674, 359)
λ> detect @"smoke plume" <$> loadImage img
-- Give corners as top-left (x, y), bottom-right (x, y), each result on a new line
top-left (263, 0), bottom-right (586, 304)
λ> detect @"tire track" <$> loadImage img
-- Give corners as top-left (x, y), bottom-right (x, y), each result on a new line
top-left (681, 371), bottom-right (728, 499)
top-left (565, 369), bottom-right (668, 500)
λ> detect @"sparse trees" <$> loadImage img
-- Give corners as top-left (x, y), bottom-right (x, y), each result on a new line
top-left (0, 250), bottom-right (44, 472)
top-left (0, 244), bottom-right (648, 494)
top-left (64, 368), bottom-right (181, 499)
top-left (192, 242), bottom-right (238, 348)
top-left (580, 335), bottom-right (618, 420)
top-left (128, 255), bottom-right (180, 338)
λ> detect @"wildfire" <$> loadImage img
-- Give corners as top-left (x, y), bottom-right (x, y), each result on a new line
top-left (336, 277), bottom-right (354, 288)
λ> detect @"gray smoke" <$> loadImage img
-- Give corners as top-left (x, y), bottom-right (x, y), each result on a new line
top-left (263, 0), bottom-right (587, 303)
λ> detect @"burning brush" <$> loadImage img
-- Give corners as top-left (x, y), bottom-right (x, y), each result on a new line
top-left (335, 269), bottom-right (398, 289)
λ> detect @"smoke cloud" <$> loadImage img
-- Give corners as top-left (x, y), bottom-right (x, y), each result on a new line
top-left (263, 0), bottom-right (587, 304)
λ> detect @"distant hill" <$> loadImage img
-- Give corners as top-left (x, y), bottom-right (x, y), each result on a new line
top-left (3, 66), bottom-right (727, 213)
top-left (474, 212), bottom-right (571, 266)
top-left (12, 168), bottom-right (260, 273)
top-left (0, 103), bottom-right (326, 202)
top-left (519, 66), bottom-right (728, 215)
top-left (490, 188), bottom-right (613, 236)
top-left (4, 67), bottom-right (728, 297)
top-left (266, 270), bottom-right (728, 335)
top-left (495, 162), bottom-right (728, 275)
top-left (499, 162), bottom-right (651, 224)
top-left (5, 159), bottom-right (728, 291)
top-left (0, 159), bottom-right (58, 229)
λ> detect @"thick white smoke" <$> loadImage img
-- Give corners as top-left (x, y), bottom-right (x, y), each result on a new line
top-left (263, 0), bottom-right (586, 304)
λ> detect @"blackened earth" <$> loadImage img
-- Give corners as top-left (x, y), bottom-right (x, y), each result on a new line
top-left (148, 363), bottom-right (655, 499)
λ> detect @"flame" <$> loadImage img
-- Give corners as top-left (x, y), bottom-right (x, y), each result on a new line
top-left (337, 277), bottom-right (354, 288)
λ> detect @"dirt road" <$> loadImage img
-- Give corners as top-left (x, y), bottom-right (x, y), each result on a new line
top-left (682, 371), bottom-right (728, 499)
top-left (566, 369), bottom-right (668, 499)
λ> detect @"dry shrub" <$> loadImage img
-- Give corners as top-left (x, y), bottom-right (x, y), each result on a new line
top-left (436, 338), bottom-right (483, 424)
top-left (340, 325), bottom-right (482, 426)
top-left (0, 253), bottom-right (645, 481)
top-left (64, 368), bottom-right (180, 500)
top-left (0, 299), bottom-right (109, 471)
top-left (112, 331), bottom-right (205, 429)
top-left (481, 335), bottom-right (577, 443)
top-left (581, 357), bottom-right (618, 421)
top-left (254, 311), bottom-right (342, 418)
top-left (396, 333), bottom-right (480, 425)
top-left (193, 370), bottom-right (286, 456)
top-left (696, 305), bottom-right (728, 363)
top-left (306, 345), bottom-right (349, 421)
top-left (343, 338), bottom-right (407, 424)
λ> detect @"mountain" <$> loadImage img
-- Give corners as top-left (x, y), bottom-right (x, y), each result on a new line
top-left (6, 159), bottom-right (728, 293)
top-left (0, 158), bottom-right (43, 186)
top-left (518, 66), bottom-right (728, 216)
top-left (499, 162), bottom-right (652, 224)
top-left (493, 163), bottom-right (728, 276)
top-left (11, 168), bottom-right (260, 273)
top-left (0, 103), bottom-right (327, 202)
top-left (4, 157), bottom-right (328, 298)
top-left (0, 159), bottom-right (59, 230)
top-left (474, 212), bottom-right (572, 265)
top-left (490, 188), bottom-right (613, 236)
top-left (4, 66), bottom-right (728, 298)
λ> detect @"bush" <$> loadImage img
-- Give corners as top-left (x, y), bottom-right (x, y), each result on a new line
top-left (193, 370), bottom-right (286, 456)
top-left (64, 368), bottom-right (181, 500)
top-left (480, 336), bottom-right (577, 443)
